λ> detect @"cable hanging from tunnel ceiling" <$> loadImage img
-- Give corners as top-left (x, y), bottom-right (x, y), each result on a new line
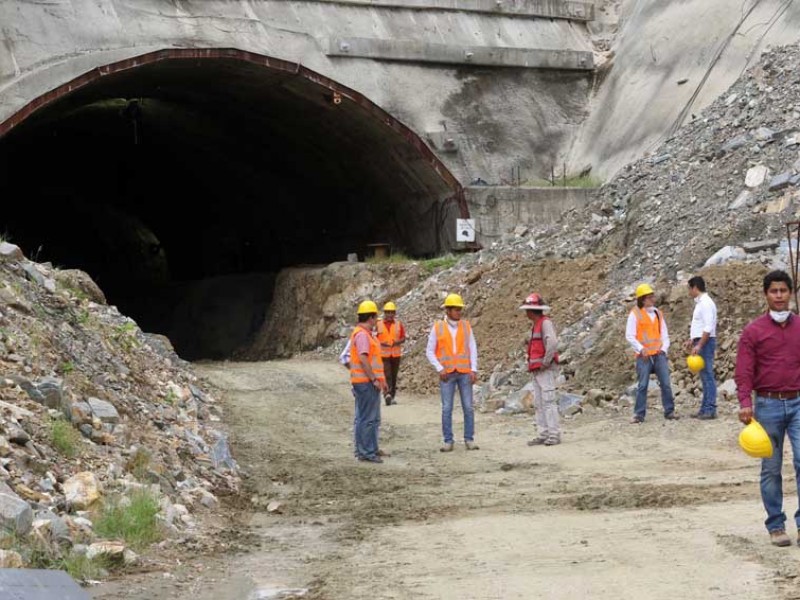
top-left (122, 98), bottom-right (144, 145)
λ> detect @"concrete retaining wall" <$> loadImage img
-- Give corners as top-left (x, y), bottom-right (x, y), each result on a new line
top-left (465, 186), bottom-right (593, 243)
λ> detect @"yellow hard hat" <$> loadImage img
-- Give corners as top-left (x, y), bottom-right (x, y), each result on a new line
top-left (357, 300), bottom-right (379, 315)
top-left (635, 283), bottom-right (655, 298)
top-left (442, 293), bottom-right (465, 308)
top-left (383, 301), bottom-right (397, 312)
top-left (686, 355), bottom-right (705, 374)
top-left (739, 419), bottom-right (773, 458)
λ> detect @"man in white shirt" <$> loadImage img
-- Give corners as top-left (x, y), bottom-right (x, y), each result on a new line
top-left (684, 276), bottom-right (718, 419)
top-left (426, 293), bottom-right (479, 452)
top-left (626, 283), bottom-right (678, 423)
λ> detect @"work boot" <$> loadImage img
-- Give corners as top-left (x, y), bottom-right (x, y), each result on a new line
top-left (440, 442), bottom-right (454, 453)
top-left (465, 441), bottom-right (480, 451)
top-left (384, 395), bottom-right (392, 406)
top-left (376, 448), bottom-right (391, 458)
top-left (630, 415), bottom-right (644, 424)
top-left (770, 530), bottom-right (791, 547)
top-left (357, 456), bottom-right (383, 464)
top-left (544, 437), bottom-right (561, 446)
top-left (664, 412), bottom-right (680, 420)
top-left (527, 437), bottom-right (547, 446)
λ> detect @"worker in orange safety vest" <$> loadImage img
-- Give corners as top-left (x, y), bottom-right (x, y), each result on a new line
top-left (376, 301), bottom-right (406, 406)
top-left (626, 283), bottom-right (678, 424)
top-left (426, 293), bottom-right (479, 452)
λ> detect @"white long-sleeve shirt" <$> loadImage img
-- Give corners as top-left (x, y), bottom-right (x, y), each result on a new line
top-left (626, 307), bottom-right (670, 355)
top-left (690, 292), bottom-right (717, 339)
top-left (425, 318), bottom-right (478, 373)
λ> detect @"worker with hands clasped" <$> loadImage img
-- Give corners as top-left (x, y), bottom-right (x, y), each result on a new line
top-left (626, 283), bottom-right (678, 423)
top-left (735, 270), bottom-right (800, 547)
top-left (376, 302), bottom-right (406, 406)
top-left (348, 300), bottom-right (389, 464)
top-left (426, 293), bottom-right (480, 452)
top-left (521, 293), bottom-right (562, 447)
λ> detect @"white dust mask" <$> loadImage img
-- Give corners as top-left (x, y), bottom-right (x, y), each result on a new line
top-left (770, 310), bottom-right (791, 323)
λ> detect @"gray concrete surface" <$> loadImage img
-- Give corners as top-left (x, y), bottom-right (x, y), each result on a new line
top-left (0, 0), bottom-right (593, 188)
top-left (314, 0), bottom-right (595, 20)
top-left (568, 0), bottom-right (800, 179)
top-left (465, 186), bottom-right (593, 242)
top-left (328, 37), bottom-right (594, 69)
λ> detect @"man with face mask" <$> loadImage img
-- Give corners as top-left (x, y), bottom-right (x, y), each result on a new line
top-left (735, 270), bottom-right (800, 547)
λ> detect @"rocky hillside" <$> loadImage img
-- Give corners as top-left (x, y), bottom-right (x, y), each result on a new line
top-left (319, 43), bottom-right (800, 417)
top-left (0, 242), bottom-right (238, 575)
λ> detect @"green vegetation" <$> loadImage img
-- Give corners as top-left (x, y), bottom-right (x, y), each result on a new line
top-left (112, 322), bottom-right (139, 351)
top-left (526, 175), bottom-right (602, 188)
top-left (422, 255), bottom-right (459, 273)
top-left (94, 490), bottom-right (162, 550)
top-left (59, 360), bottom-right (75, 375)
top-left (50, 418), bottom-right (82, 458)
top-left (3, 533), bottom-right (106, 581)
top-left (365, 251), bottom-right (413, 264)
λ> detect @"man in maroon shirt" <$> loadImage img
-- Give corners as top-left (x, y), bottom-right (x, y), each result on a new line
top-left (735, 270), bottom-right (800, 547)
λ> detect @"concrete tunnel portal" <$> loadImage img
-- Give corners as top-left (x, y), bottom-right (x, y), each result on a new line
top-left (0, 49), bottom-right (467, 361)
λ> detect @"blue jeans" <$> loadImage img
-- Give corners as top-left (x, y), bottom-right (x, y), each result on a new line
top-left (634, 353), bottom-right (675, 420)
top-left (754, 396), bottom-right (800, 532)
top-left (353, 382), bottom-right (381, 459)
top-left (440, 371), bottom-right (475, 443)
top-left (693, 337), bottom-right (717, 415)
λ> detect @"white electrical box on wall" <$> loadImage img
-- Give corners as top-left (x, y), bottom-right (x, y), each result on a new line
top-left (456, 219), bottom-right (476, 242)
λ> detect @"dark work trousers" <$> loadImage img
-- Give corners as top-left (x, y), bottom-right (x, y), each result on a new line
top-left (383, 356), bottom-right (401, 401)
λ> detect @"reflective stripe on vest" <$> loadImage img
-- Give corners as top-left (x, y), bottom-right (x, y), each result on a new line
top-left (633, 307), bottom-right (663, 356)
top-left (376, 319), bottom-right (403, 358)
top-left (528, 316), bottom-right (559, 371)
top-left (349, 327), bottom-right (386, 384)
top-left (435, 319), bottom-right (472, 374)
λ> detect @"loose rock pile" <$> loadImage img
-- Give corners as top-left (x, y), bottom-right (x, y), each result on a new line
top-left (0, 241), bottom-right (238, 574)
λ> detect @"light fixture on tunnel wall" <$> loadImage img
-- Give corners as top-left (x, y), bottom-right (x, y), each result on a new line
top-left (331, 91), bottom-right (342, 105)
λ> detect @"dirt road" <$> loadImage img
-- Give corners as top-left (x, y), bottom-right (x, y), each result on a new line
top-left (93, 359), bottom-right (800, 599)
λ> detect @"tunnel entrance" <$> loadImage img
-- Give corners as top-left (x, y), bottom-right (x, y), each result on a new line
top-left (0, 49), bottom-right (465, 360)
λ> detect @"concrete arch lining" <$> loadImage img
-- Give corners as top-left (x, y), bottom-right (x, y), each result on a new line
top-left (0, 47), bottom-right (468, 219)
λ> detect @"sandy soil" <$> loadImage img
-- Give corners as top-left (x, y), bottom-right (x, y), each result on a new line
top-left (92, 359), bottom-right (800, 599)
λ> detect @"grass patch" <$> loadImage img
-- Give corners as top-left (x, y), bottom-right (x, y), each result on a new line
top-left (365, 252), bottom-right (413, 264)
top-left (50, 418), bottom-right (82, 458)
top-left (526, 175), bottom-right (602, 188)
top-left (2, 533), bottom-right (107, 581)
top-left (112, 322), bottom-right (139, 351)
top-left (94, 490), bottom-right (162, 550)
top-left (422, 255), bottom-right (459, 273)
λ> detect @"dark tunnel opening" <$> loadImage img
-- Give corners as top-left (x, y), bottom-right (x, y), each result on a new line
top-left (0, 50), bottom-right (465, 361)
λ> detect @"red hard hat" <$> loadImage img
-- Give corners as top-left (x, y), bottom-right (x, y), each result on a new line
top-left (519, 293), bottom-right (550, 311)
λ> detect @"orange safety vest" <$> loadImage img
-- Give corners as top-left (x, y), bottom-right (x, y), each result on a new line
top-left (434, 319), bottom-right (473, 374)
top-left (528, 316), bottom-right (559, 371)
top-left (376, 318), bottom-right (404, 358)
top-left (349, 326), bottom-right (386, 384)
top-left (633, 307), bottom-right (663, 357)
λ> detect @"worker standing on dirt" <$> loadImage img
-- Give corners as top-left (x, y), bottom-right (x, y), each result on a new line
top-left (735, 270), bottom-right (800, 548)
top-left (349, 300), bottom-right (388, 463)
top-left (520, 293), bottom-right (562, 446)
top-left (684, 276), bottom-right (718, 419)
top-left (626, 283), bottom-right (679, 423)
top-left (376, 302), bottom-right (406, 406)
top-left (426, 293), bottom-right (479, 452)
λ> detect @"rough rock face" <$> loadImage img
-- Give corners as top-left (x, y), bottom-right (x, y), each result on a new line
top-left (311, 43), bottom-right (800, 418)
top-left (0, 244), bottom-right (239, 573)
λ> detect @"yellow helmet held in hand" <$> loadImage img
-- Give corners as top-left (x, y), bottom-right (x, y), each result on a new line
top-left (357, 300), bottom-right (379, 315)
top-left (686, 355), bottom-right (705, 374)
top-left (739, 419), bottom-right (773, 458)
top-left (442, 293), bottom-right (465, 308)
top-left (635, 283), bottom-right (655, 298)
top-left (383, 301), bottom-right (397, 312)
